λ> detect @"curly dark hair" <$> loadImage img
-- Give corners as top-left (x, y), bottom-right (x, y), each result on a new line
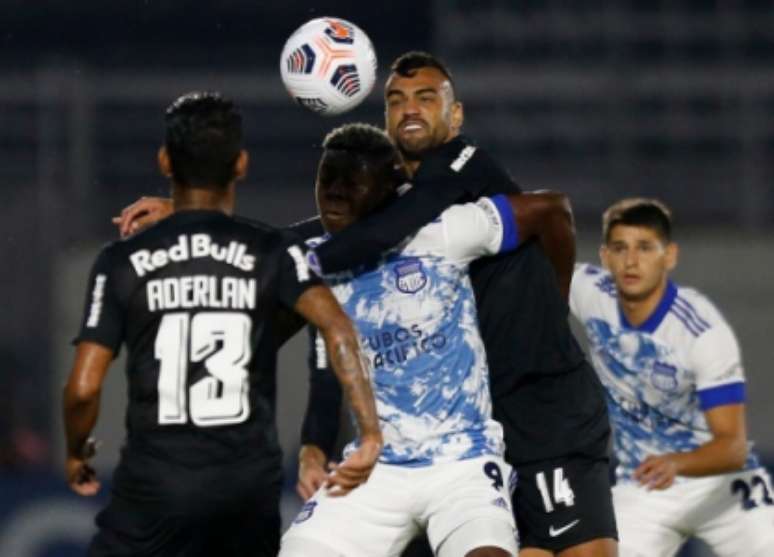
top-left (164, 91), bottom-right (243, 189)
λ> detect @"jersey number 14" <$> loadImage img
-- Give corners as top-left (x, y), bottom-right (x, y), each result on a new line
top-left (536, 467), bottom-right (576, 513)
top-left (155, 312), bottom-right (252, 427)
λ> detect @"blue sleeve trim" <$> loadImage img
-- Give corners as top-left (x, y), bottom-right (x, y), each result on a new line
top-left (697, 382), bottom-right (746, 410)
top-left (490, 194), bottom-right (520, 253)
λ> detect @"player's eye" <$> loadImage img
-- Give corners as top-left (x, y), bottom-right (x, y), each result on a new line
top-left (610, 244), bottom-right (626, 254)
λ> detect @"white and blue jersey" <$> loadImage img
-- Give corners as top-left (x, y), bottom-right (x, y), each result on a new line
top-left (570, 264), bottom-right (759, 482)
top-left (310, 195), bottom-right (519, 467)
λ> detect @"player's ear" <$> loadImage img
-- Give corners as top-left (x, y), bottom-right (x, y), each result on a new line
top-left (158, 146), bottom-right (173, 178)
top-left (665, 241), bottom-right (679, 272)
top-left (450, 101), bottom-right (464, 135)
top-left (234, 150), bottom-right (249, 181)
top-left (599, 244), bottom-right (611, 270)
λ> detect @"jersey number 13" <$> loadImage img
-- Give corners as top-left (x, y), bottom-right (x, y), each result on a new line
top-left (155, 312), bottom-right (252, 427)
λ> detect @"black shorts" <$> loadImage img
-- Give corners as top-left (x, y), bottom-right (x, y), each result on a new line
top-left (512, 454), bottom-right (618, 552)
top-left (88, 495), bottom-right (281, 557)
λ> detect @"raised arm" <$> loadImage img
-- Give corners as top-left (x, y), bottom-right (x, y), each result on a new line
top-left (505, 191), bottom-right (576, 300)
top-left (293, 285), bottom-right (382, 495)
top-left (314, 140), bottom-right (519, 273)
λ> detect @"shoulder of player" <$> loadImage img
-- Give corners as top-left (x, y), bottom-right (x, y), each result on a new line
top-left (572, 263), bottom-right (617, 299)
top-left (667, 284), bottom-right (730, 337)
top-left (417, 136), bottom-right (519, 193)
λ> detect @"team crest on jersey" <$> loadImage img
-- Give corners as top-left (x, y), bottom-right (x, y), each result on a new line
top-left (394, 258), bottom-right (427, 293)
top-left (293, 501), bottom-right (318, 524)
top-left (651, 361), bottom-right (678, 392)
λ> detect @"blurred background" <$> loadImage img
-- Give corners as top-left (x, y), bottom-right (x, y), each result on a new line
top-left (0, 1), bottom-right (772, 556)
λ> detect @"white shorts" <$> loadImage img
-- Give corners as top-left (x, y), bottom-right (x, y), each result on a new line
top-left (614, 467), bottom-right (774, 557)
top-left (280, 455), bottom-right (518, 557)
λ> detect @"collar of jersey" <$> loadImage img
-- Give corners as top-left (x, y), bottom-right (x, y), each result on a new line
top-left (618, 280), bottom-right (678, 333)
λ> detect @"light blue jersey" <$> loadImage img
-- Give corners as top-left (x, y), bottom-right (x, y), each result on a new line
top-left (570, 264), bottom-right (759, 482)
top-left (310, 196), bottom-right (518, 467)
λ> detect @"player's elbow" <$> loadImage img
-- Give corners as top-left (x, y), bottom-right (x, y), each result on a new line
top-left (320, 316), bottom-right (361, 374)
top-left (63, 375), bottom-right (101, 408)
top-left (548, 192), bottom-right (573, 224)
top-left (728, 438), bottom-right (748, 470)
top-left (719, 432), bottom-right (748, 471)
top-left (321, 313), bottom-right (358, 350)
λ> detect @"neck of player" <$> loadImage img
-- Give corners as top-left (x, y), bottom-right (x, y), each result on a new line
top-left (619, 276), bottom-right (669, 328)
top-left (172, 183), bottom-right (236, 215)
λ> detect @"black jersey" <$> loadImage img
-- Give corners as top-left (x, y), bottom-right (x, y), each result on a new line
top-left (306, 137), bottom-right (610, 466)
top-left (75, 210), bottom-right (320, 511)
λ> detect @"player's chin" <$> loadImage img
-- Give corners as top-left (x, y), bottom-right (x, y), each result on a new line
top-left (321, 212), bottom-right (354, 233)
top-left (617, 283), bottom-right (652, 302)
top-left (397, 137), bottom-right (434, 158)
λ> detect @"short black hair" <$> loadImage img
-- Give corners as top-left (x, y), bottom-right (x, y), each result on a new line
top-left (164, 91), bottom-right (243, 189)
top-left (390, 51), bottom-right (456, 95)
top-left (320, 122), bottom-right (406, 187)
top-left (603, 198), bottom-right (673, 243)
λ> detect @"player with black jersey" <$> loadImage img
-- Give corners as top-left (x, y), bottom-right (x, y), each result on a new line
top-left (296, 53), bottom-right (617, 557)
top-left (63, 92), bottom-right (381, 557)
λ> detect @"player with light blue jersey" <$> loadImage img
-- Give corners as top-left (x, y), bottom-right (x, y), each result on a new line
top-left (281, 124), bottom-right (574, 557)
top-left (570, 198), bottom-right (774, 557)
top-left (306, 194), bottom-right (512, 468)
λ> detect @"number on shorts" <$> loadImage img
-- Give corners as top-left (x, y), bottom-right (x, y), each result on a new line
top-left (484, 461), bottom-right (504, 491)
top-left (732, 474), bottom-right (774, 511)
top-left (156, 312), bottom-right (252, 427)
top-left (535, 467), bottom-right (575, 513)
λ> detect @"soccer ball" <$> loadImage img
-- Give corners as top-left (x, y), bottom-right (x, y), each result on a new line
top-left (280, 17), bottom-right (377, 116)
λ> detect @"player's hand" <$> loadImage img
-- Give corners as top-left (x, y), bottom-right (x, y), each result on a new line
top-left (634, 454), bottom-right (679, 490)
top-left (297, 444), bottom-right (328, 501)
top-left (66, 438), bottom-right (101, 496)
top-left (325, 435), bottom-right (381, 497)
top-left (112, 196), bottom-right (173, 238)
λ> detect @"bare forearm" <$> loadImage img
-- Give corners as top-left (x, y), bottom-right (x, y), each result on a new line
top-left (538, 196), bottom-right (575, 300)
top-left (326, 332), bottom-right (381, 442)
top-left (672, 436), bottom-right (747, 477)
top-left (63, 387), bottom-right (100, 457)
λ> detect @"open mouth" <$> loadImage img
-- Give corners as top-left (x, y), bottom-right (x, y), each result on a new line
top-left (400, 120), bottom-right (426, 134)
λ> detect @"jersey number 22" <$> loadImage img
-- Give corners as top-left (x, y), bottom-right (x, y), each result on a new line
top-left (155, 312), bottom-right (252, 427)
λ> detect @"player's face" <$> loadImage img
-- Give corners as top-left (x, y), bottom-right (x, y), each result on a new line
top-left (316, 160), bottom-right (393, 233)
top-left (384, 67), bottom-right (463, 162)
top-left (601, 225), bottom-right (678, 303)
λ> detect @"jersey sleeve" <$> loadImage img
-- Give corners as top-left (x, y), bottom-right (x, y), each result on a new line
top-left (312, 175), bottom-right (469, 274)
top-left (276, 241), bottom-right (323, 311)
top-left (690, 319), bottom-right (747, 410)
top-left (443, 195), bottom-right (520, 264)
top-left (312, 139), bottom-right (512, 274)
top-left (73, 247), bottom-right (125, 354)
top-left (300, 325), bottom-right (344, 459)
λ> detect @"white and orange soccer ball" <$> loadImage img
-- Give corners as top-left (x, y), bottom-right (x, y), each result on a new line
top-left (279, 17), bottom-right (377, 116)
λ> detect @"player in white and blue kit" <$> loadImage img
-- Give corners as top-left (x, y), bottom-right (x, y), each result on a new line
top-left (281, 124), bottom-right (573, 557)
top-left (570, 198), bottom-right (774, 557)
